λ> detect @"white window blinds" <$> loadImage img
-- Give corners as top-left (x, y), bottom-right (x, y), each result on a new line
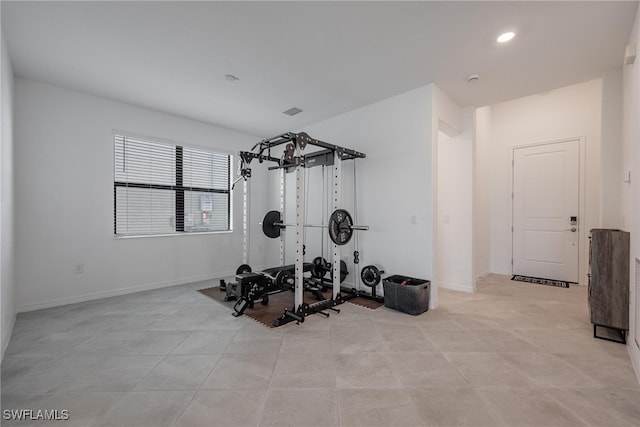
top-left (114, 134), bottom-right (231, 236)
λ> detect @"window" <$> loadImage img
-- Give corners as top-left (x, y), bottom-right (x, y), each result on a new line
top-left (114, 134), bottom-right (231, 236)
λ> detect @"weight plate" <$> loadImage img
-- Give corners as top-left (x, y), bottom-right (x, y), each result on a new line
top-left (361, 265), bottom-right (381, 287)
top-left (236, 264), bottom-right (252, 275)
top-left (262, 210), bottom-right (282, 239)
top-left (328, 209), bottom-right (353, 246)
top-left (340, 260), bottom-right (348, 283)
top-left (330, 260), bottom-right (349, 283)
top-left (311, 257), bottom-right (328, 279)
top-left (274, 269), bottom-right (294, 291)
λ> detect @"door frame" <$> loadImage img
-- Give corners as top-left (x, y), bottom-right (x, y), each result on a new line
top-left (510, 137), bottom-right (586, 285)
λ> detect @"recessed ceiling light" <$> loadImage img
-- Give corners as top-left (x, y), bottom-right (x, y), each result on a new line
top-left (225, 74), bottom-right (239, 82)
top-left (497, 31), bottom-right (515, 43)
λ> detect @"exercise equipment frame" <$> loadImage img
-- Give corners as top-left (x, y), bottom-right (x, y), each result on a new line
top-left (237, 132), bottom-right (366, 326)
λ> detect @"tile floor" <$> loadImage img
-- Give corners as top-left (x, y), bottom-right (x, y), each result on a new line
top-left (1, 274), bottom-right (639, 426)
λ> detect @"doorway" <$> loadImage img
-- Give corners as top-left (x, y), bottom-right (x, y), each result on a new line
top-left (512, 139), bottom-right (582, 283)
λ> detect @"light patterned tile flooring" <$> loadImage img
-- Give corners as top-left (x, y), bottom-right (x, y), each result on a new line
top-left (1, 274), bottom-right (639, 426)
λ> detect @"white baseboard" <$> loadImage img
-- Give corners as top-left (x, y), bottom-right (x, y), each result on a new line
top-left (341, 281), bottom-right (385, 294)
top-left (429, 294), bottom-right (439, 310)
top-left (250, 266), bottom-right (267, 275)
top-left (438, 280), bottom-right (474, 293)
top-left (476, 272), bottom-right (490, 280)
top-left (630, 340), bottom-right (640, 387)
top-left (16, 271), bottom-right (235, 313)
top-left (2, 314), bottom-right (16, 361)
top-left (342, 280), bottom-right (441, 310)
top-left (341, 280), bottom-right (356, 289)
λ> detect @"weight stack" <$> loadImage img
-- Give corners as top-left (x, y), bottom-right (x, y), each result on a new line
top-left (382, 275), bottom-right (430, 315)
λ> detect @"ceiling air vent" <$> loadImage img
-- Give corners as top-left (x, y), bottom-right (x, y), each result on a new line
top-left (283, 107), bottom-right (303, 116)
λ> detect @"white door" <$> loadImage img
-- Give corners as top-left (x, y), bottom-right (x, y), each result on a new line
top-left (512, 140), bottom-right (579, 282)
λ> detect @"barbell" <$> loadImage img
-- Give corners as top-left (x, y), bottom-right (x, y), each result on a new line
top-left (262, 209), bottom-right (368, 245)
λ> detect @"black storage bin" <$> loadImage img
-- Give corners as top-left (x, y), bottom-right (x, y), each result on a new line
top-left (383, 275), bottom-right (430, 315)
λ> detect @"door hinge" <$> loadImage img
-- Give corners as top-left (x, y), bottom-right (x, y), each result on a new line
top-left (511, 226), bottom-right (514, 232)
top-left (511, 258), bottom-right (514, 265)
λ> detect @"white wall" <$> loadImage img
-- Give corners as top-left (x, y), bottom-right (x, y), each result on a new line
top-left (622, 5), bottom-right (640, 383)
top-left (437, 107), bottom-right (474, 292)
top-left (295, 86), bottom-right (436, 307)
top-left (474, 106), bottom-right (491, 278)
top-left (487, 79), bottom-right (603, 285)
top-left (14, 78), bottom-right (267, 312)
top-left (600, 69), bottom-right (624, 229)
top-left (1, 30), bottom-right (16, 358)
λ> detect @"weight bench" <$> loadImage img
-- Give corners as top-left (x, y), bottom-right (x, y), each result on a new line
top-left (226, 263), bottom-right (322, 317)
top-left (261, 263), bottom-right (313, 277)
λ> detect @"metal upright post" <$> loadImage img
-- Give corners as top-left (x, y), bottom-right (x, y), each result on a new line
top-left (295, 160), bottom-right (305, 309)
top-left (280, 168), bottom-right (286, 266)
top-left (332, 150), bottom-right (341, 299)
top-left (242, 179), bottom-right (249, 264)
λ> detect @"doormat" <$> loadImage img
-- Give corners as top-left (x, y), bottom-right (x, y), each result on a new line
top-left (511, 275), bottom-right (571, 288)
top-left (197, 286), bottom-right (381, 329)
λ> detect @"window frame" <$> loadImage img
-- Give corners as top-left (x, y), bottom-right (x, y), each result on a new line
top-left (113, 130), bottom-right (233, 238)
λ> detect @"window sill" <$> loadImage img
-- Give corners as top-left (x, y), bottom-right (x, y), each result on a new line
top-left (114, 230), bottom-right (233, 240)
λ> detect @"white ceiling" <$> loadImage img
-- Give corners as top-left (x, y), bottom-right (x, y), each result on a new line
top-left (2, 1), bottom-right (637, 138)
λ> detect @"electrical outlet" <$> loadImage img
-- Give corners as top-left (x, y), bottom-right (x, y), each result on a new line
top-left (410, 215), bottom-right (417, 225)
top-left (442, 214), bottom-right (450, 224)
top-left (74, 264), bottom-right (84, 274)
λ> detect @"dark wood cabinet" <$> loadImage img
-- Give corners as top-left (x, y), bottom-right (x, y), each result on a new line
top-left (589, 228), bottom-right (630, 343)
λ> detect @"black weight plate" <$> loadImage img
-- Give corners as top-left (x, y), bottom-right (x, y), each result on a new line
top-left (328, 209), bottom-right (353, 246)
top-left (311, 257), bottom-right (328, 279)
top-left (330, 260), bottom-right (349, 283)
top-left (361, 265), bottom-right (381, 287)
top-left (275, 269), bottom-right (294, 291)
top-left (340, 260), bottom-right (348, 283)
top-left (262, 210), bottom-right (282, 239)
top-left (274, 269), bottom-right (286, 289)
top-left (236, 264), bottom-right (252, 275)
